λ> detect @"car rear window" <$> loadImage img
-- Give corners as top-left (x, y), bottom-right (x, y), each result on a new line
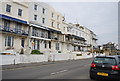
top-left (93, 57), bottom-right (116, 65)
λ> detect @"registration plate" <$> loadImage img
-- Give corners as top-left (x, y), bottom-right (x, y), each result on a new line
top-left (97, 72), bottom-right (108, 76)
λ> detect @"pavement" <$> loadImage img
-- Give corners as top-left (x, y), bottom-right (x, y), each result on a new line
top-left (2, 58), bottom-right (93, 71)
top-left (2, 61), bottom-right (57, 71)
top-left (2, 58), bottom-right (95, 81)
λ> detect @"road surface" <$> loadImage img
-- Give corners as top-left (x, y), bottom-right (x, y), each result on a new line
top-left (2, 58), bottom-right (95, 81)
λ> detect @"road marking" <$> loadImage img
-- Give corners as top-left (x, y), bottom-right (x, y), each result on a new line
top-left (51, 70), bottom-right (68, 75)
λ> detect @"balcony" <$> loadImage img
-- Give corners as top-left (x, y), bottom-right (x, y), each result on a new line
top-left (0, 26), bottom-right (29, 36)
top-left (71, 41), bottom-right (85, 46)
top-left (31, 30), bottom-right (65, 42)
top-left (92, 35), bottom-right (98, 40)
top-left (32, 31), bottom-right (50, 39)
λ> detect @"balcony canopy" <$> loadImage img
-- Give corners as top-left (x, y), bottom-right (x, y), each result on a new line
top-left (48, 28), bottom-right (62, 34)
top-left (30, 23), bottom-right (62, 34)
top-left (72, 35), bottom-right (86, 41)
top-left (0, 14), bottom-right (27, 24)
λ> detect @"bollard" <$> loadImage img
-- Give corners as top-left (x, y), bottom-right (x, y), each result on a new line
top-left (14, 59), bottom-right (15, 65)
top-left (53, 55), bottom-right (55, 62)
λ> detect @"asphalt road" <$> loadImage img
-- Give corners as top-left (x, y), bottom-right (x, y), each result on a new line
top-left (2, 58), bottom-right (95, 81)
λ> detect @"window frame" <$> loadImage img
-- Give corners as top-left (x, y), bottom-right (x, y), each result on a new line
top-left (34, 15), bottom-right (37, 21)
top-left (57, 23), bottom-right (60, 28)
top-left (4, 20), bottom-right (10, 31)
top-left (56, 42), bottom-right (60, 50)
top-left (52, 12), bottom-right (54, 18)
top-left (34, 4), bottom-right (38, 10)
top-left (44, 41), bottom-right (47, 48)
top-left (49, 41), bottom-right (51, 49)
top-left (18, 9), bottom-right (22, 16)
top-left (42, 18), bottom-right (45, 24)
top-left (57, 15), bottom-right (59, 20)
top-left (42, 8), bottom-right (45, 14)
top-left (5, 36), bottom-right (14, 47)
top-left (6, 4), bottom-right (11, 13)
top-left (51, 22), bottom-right (54, 27)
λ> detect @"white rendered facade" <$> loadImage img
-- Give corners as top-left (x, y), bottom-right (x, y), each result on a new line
top-left (0, 0), bottom-right (30, 54)
top-left (28, 2), bottom-right (65, 54)
top-left (0, 0), bottom-right (98, 54)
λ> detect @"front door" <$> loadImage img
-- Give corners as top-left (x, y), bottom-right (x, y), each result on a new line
top-left (21, 38), bottom-right (25, 47)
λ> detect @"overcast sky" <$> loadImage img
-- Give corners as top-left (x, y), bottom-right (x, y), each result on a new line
top-left (46, 2), bottom-right (118, 45)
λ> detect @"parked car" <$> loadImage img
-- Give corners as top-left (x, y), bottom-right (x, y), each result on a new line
top-left (89, 55), bottom-right (120, 80)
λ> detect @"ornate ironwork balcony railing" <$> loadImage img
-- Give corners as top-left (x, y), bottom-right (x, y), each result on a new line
top-left (0, 26), bottom-right (29, 36)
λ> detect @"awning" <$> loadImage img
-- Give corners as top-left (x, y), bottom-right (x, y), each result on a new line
top-left (30, 23), bottom-right (62, 34)
top-left (48, 28), bottom-right (62, 34)
top-left (65, 34), bottom-right (73, 38)
top-left (41, 25), bottom-right (62, 33)
top-left (72, 35), bottom-right (86, 41)
top-left (92, 38), bottom-right (98, 40)
top-left (30, 23), bottom-right (50, 31)
top-left (31, 36), bottom-right (51, 41)
top-left (0, 14), bottom-right (27, 24)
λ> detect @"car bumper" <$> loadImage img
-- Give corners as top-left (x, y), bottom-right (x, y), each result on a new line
top-left (90, 70), bottom-right (120, 80)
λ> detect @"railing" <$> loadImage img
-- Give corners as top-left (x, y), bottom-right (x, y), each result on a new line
top-left (32, 31), bottom-right (50, 39)
top-left (32, 31), bottom-right (59, 40)
top-left (0, 26), bottom-right (29, 36)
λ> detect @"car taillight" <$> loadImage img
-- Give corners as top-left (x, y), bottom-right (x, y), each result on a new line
top-left (112, 65), bottom-right (120, 70)
top-left (91, 63), bottom-right (96, 67)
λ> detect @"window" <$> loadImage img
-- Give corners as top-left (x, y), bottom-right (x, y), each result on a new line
top-left (67, 27), bottom-right (70, 32)
top-left (32, 28), bottom-right (39, 37)
top-left (34, 15), bottom-right (37, 20)
top-left (41, 30), bottom-right (44, 38)
top-left (56, 43), bottom-right (59, 50)
top-left (52, 12), bottom-right (54, 18)
top-left (33, 39), bottom-right (39, 50)
top-left (5, 36), bottom-right (14, 47)
top-left (4, 20), bottom-right (10, 31)
top-left (4, 20), bottom-right (10, 27)
top-left (51, 22), bottom-right (54, 27)
top-left (43, 8), bottom-right (45, 14)
top-left (15, 23), bottom-right (22, 33)
top-left (42, 18), bottom-right (45, 24)
top-left (48, 31), bottom-right (51, 39)
top-left (94, 57), bottom-right (116, 65)
top-left (34, 4), bottom-right (37, 10)
top-left (74, 46), bottom-right (76, 51)
top-left (79, 32), bottom-right (81, 36)
top-left (44, 41), bottom-right (47, 48)
top-left (57, 15), bottom-right (59, 20)
top-left (35, 40), bottom-right (39, 50)
top-left (32, 28), bottom-right (36, 36)
top-left (18, 9), bottom-right (22, 16)
top-left (73, 30), bottom-right (74, 33)
top-left (64, 27), bottom-right (65, 31)
top-left (49, 41), bottom-right (51, 49)
top-left (57, 23), bottom-right (59, 28)
top-left (37, 40), bottom-right (39, 50)
top-left (67, 45), bottom-right (69, 50)
top-left (21, 38), bottom-right (25, 47)
top-left (76, 31), bottom-right (78, 35)
top-left (6, 4), bottom-right (11, 12)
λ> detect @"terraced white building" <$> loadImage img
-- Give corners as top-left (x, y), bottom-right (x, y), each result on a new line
top-left (0, 0), bottom-right (97, 55)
